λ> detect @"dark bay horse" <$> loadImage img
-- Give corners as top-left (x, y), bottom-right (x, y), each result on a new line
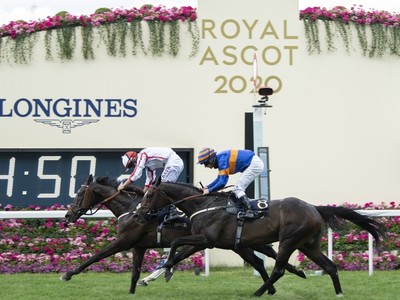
top-left (62, 175), bottom-right (305, 295)
top-left (134, 180), bottom-right (387, 297)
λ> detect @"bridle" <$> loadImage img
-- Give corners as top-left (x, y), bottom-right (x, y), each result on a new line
top-left (71, 184), bottom-right (139, 216)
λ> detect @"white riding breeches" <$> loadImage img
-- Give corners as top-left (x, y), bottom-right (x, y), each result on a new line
top-left (161, 156), bottom-right (184, 183)
top-left (233, 155), bottom-right (264, 198)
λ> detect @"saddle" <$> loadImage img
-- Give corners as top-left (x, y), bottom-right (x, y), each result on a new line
top-left (156, 206), bottom-right (190, 229)
top-left (226, 193), bottom-right (270, 220)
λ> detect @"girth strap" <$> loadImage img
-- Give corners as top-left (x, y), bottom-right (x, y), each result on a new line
top-left (234, 219), bottom-right (244, 250)
top-left (156, 223), bottom-right (163, 247)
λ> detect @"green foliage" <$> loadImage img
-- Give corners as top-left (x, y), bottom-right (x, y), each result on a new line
top-left (129, 20), bottom-right (147, 55)
top-left (302, 19), bottom-right (400, 58)
top-left (81, 26), bottom-right (95, 60)
top-left (55, 11), bottom-right (69, 17)
top-left (56, 27), bottom-right (76, 60)
top-left (0, 6), bottom-right (199, 65)
top-left (94, 8), bottom-right (112, 14)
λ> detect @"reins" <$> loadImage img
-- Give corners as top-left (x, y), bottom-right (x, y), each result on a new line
top-left (79, 184), bottom-right (140, 216)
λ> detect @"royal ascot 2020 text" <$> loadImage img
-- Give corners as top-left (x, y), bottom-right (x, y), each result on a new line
top-left (0, 98), bottom-right (138, 118)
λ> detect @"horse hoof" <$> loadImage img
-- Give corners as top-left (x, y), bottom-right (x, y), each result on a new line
top-left (336, 293), bottom-right (344, 298)
top-left (267, 288), bottom-right (276, 295)
top-left (299, 270), bottom-right (307, 279)
top-left (60, 274), bottom-right (70, 281)
top-left (137, 280), bottom-right (148, 287)
top-left (165, 273), bottom-right (174, 283)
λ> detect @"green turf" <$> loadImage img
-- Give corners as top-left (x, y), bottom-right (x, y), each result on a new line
top-left (0, 267), bottom-right (398, 300)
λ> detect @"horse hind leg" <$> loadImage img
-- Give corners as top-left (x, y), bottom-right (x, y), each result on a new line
top-left (235, 248), bottom-right (276, 295)
top-left (253, 244), bottom-right (307, 279)
top-left (299, 244), bottom-right (343, 297)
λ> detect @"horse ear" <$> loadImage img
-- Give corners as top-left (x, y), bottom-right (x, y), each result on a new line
top-left (87, 174), bottom-right (93, 184)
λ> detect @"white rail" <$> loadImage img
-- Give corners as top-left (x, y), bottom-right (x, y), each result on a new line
top-left (328, 210), bottom-right (400, 276)
top-left (1, 209), bottom-right (398, 276)
top-left (0, 209), bottom-right (210, 276)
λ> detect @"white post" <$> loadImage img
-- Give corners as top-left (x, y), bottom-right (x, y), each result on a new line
top-left (368, 233), bottom-right (373, 276)
top-left (204, 249), bottom-right (210, 276)
top-left (328, 227), bottom-right (333, 260)
top-left (252, 106), bottom-right (265, 276)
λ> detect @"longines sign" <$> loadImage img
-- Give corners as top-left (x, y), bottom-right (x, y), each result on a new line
top-left (0, 97), bottom-right (138, 134)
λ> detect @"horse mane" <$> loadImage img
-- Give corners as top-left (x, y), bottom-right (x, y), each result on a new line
top-left (163, 182), bottom-right (202, 192)
top-left (93, 176), bottom-right (144, 195)
top-left (94, 176), bottom-right (118, 188)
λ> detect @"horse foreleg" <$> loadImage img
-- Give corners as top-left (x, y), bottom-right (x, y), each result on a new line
top-left (253, 245), bottom-right (307, 279)
top-left (129, 248), bottom-right (145, 294)
top-left (235, 248), bottom-right (276, 296)
top-left (253, 245), bottom-right (297, 297)
top-left (163, 235), bottom-right (209, 281)
top-left (60, 239), bottom-right (129, 282)
top-left (162, 245), bottom-right (205, 282)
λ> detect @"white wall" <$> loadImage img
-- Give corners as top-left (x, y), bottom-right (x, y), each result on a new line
top-left (1, 0), bottom-right (399, 266)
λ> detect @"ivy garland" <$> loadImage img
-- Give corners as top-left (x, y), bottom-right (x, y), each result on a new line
top-left (56, 27), bottom-right (76, 60)
top-left (81, 26), bottom-right (95, 60)
top-left (129, 20), bottom-right (147, 56)
top-left (0, 6), bottom-right (200, 65)
top-left (300, 6), bottom-right (400, 58)
top-left (168, 21), bottom-right (180, 57)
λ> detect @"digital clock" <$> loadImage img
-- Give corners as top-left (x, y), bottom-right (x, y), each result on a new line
top-left (0, 149), bottom-right (193, 207)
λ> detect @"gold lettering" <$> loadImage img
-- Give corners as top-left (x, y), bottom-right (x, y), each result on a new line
top-left (262, 46), bottom-right (281, 65)
top-left (284, 46), bottom-right (298, 65)
top-left (221, 19), bottom-right (240, 39)
top-left (202, 19), bottom-right (216, 39)
top-left (241, 45), bottom-right (258, 65)
top-left (222, 46), bottom-right (237, 65)
top-left (242, 20), bottom-right (258, 39)
top-left (199, 47), bottom-right (219, 65)
top-left (284, 20), bottom-right (298, 39)
top-left (260, 21), bottom-right (279, 39)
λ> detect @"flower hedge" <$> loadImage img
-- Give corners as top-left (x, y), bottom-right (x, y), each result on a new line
top-left (1, 5), bottom-right (400, 64)
top-left (300, 5), bottom-right (400, 57)
top-left (0, 5), bottom-right (199, 64)
top-left (0, 203), bottom-right (204, 274)
top-left (297, 201), bottom-right (400, 271)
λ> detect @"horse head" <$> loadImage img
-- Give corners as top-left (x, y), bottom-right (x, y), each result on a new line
top-left (65, 175), bottom-right (143, 223)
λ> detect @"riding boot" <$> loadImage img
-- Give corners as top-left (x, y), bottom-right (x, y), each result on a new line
top-left (238, 195), bottom-right (254, 218)
top-left (165, 205), bottom-right (180, 222)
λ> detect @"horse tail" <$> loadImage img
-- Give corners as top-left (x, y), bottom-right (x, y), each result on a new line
top-left (314, 205), bottom-right (387, 250)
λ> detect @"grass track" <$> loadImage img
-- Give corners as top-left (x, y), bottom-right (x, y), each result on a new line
top-left (0, 267), bottom-right (398, 300)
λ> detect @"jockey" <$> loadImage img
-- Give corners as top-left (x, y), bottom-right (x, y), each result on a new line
top-left (197, 148), bottom-right (264, 218)
top-left (118, 147), bottom-right (184, 222)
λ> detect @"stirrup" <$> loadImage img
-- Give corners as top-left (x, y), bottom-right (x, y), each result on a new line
top-left (164, 214), bottom-right (179, 222)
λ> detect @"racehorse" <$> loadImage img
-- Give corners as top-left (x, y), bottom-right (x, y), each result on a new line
top-left (134, 180), bottom-right (387, 297)
top-left (62, 175), bottom-right (305, 295)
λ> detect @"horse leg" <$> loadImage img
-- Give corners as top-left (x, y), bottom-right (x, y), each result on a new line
top-left (253, 243), bottom-right (298, 297)
top-left (234, 248), bottom-right (277, 296)
top-left (60, 238), bottom-right (130, 281)
top-left (299, 243), bottom-right (343, 296)
top-left (163, 234), bottom-right (209, 281)
top-left (253, 244), bottom-right (307, 279)
top-left (129, 248), bottom-right (145, 294)
top-left (135, 246), bottom-right (204, 286)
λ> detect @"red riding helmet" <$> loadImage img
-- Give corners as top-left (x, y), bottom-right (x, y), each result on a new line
top-left (122, 151), bottom-right (138, 171)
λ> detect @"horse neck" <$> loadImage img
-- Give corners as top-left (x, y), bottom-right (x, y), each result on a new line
top-left (102, 193), bottom-right (141, 218)
top-left (92, 184), bottom-right (141, 218)
top-left (163, 184), bottom-right (205, 215)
